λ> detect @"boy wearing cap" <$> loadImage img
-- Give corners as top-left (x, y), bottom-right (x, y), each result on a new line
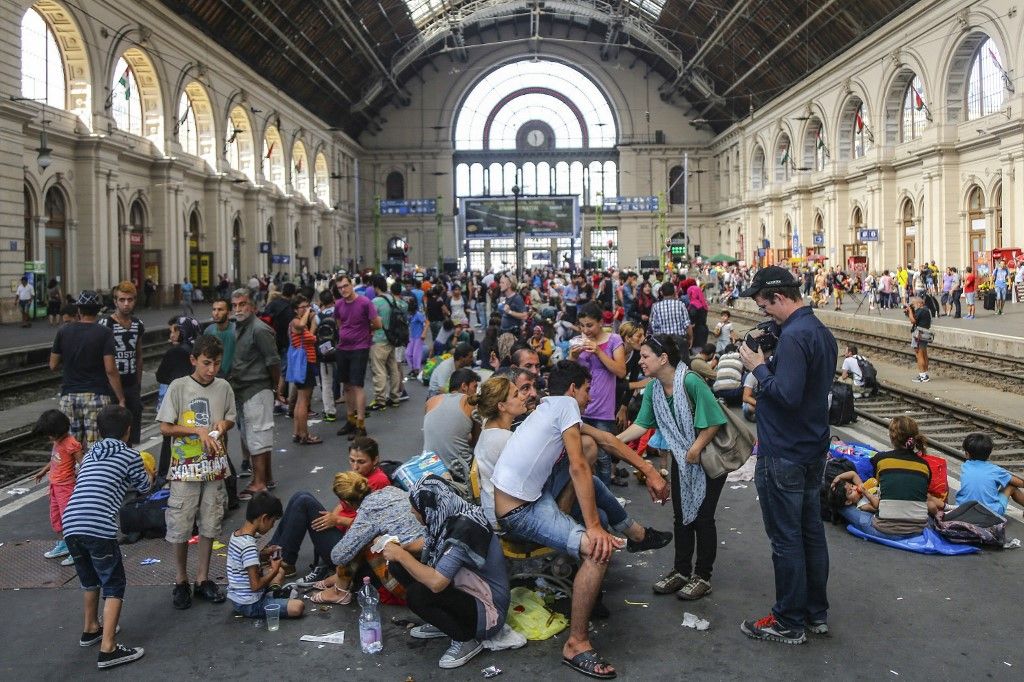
top-left (736, 266), bottom-right (837, 645)
top-left (50, 291), bottom-right (126, 450)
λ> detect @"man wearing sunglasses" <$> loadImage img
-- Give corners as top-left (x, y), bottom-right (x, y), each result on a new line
top-left (737, 266), bottom-right (837, 646)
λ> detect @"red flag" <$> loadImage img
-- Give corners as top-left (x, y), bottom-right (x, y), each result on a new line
top-left (855, 110), bottom-right (864, 133)
top-left (294, 157), bottom-right (303, 174)
top-left (912, 84), bottom-right (924, 111)
top-left (265, 141), bottom-right (275, 159)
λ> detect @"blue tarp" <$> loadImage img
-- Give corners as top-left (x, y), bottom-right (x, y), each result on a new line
top-left (846, 525), bottom-right (980, 555)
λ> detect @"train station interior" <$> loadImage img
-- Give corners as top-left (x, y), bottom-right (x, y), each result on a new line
top-left (2, 1), bottom-right (1023, 679)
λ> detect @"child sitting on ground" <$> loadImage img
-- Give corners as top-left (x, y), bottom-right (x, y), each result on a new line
top-left (61, 405), bottom-right (153, 669)
top-left (32, 409), bottom-right (83, 566)
top-left (227, 492), bottom-right (305, 621)
top-left (956, 433), bottom-right (1024, 515)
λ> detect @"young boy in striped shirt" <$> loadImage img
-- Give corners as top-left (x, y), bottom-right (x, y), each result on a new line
top-left (61, 405), bottom-right (153, 669)
top-left (227, 492), bottom-right (305, 621)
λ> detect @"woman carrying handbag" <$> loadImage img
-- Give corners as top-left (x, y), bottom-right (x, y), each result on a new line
top-left (616, 334), bottom-right (727, 601)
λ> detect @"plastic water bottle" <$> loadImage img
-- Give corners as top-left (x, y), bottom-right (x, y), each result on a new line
top-left (357, 576), bottom-right (383, 653)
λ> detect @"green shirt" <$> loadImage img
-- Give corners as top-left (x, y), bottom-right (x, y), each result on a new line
top-left (229, 315), bottom-right (280, 404)
top-left (203, 321), bottom-right (236, 378)
top-left (372, 294), bottom-right (395, 345)
top-left (635, 371), bottom-right (727, 431)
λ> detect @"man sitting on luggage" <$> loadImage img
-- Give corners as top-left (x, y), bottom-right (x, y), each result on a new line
top-left (839, 345), bottom-right (868, 399)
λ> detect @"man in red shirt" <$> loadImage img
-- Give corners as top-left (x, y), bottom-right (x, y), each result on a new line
top-left (963, 266), bottom-right (977, 319)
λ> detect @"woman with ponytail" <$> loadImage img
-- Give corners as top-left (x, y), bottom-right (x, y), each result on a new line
top-left (830, 415), bottom-right (944, 539)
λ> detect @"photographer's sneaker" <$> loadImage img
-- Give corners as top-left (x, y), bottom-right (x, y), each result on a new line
top-left (740, 614), bottom-right (806, 645)
top-left (97, 643), bottom-right (144, 669)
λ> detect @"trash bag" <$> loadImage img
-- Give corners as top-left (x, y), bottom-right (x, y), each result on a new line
top-left (506, 586), bottom-right (568, 641)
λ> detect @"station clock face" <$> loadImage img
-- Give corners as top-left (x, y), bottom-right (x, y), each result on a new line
top-left (526, 129), bottom-right (546, 147)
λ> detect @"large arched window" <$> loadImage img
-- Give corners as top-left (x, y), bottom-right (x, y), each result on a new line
top-left (452, 59), bottom-right (617, 209)
top-left (774, 134), bottom-right (792, 183)
top-left (801, 118), bottom-right (827, 171)
top-left (853, 101), bottom-right (871, 159)
top-left (314, 152), bottom-right (330, 205)
top-left (226, 105), bottom-right (255, 181)
top-left (292, 140), bottom-right (310, 199)
top-left (111, 57), bottom-right (143, 136)
top-left (21, 8), bottom-right (64, 109)
top-left (967, 38), bottom-right (1005, 120)
top-left (668, 166), bottom-right (684, 205)
top-left (262, 124), bottom-right (285, 191)
top-left (177, 81), bottom-right (216, 168)
top-left (750, 144), bottom-right (765, 191)
top-left (385, 171), bottom-right (405, 200)
top-left (177, 92), bottom-right (199, 156)
top-left (900, 75), bottom-right (927, 142)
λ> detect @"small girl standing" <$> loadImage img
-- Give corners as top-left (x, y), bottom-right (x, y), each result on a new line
top-left (406, 301), bottom-right (426, 378)
top-left (32, 409), bottom-right (83, 565)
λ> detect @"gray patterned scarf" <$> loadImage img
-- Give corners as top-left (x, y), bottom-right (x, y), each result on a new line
top-left (651, 363), bottom-right (707, 525)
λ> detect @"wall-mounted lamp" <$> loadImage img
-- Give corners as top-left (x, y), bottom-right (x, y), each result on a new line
top-left (37, 120), bottom-right (53, 170)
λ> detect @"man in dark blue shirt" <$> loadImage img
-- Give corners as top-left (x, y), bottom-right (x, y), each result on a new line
top-left (736, 266), bottom-right (837, 645)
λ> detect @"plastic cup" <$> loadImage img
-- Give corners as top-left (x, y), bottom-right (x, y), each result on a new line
top-left (264, 603), bottom-right (281, 631)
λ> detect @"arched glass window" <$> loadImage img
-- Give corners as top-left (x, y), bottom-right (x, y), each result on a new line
top-left (900, 75), bottom-right (927, 142)
top-left (226, 106), bottom-right (255, 181)
top-left (292, 141), bottom-right (310, 199)
top-left (967, 39), bottom-right (1005, 120)
top-left (774, 135), bottom-right (792, 183)
top-left (668, 166), bottom-right (684, 205)
top-left (314, 152), bottom-right (330, 205)
top-left (385, 171), bottom-right (405, 200)
top-left (853, 102), bottom-right (871, 159)
top-left (111, 56), bottom-right (143, 136)
top-left (262, 125), bottom-right (285, 190)
top-left (21, 8), bottom-right (64, 109)
top-left (177, 92), bottom-right (199, 157)
top-left (750, 145), bottom-right (765, 191)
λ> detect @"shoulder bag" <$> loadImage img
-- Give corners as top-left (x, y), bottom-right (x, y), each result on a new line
top-left (701, 401), bottom-right (756, 479)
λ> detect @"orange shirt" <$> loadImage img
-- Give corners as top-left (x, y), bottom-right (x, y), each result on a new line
top-left (49, 435), bottom-right (82, 485)
top-left (290, 328), bottom-right (317, 364)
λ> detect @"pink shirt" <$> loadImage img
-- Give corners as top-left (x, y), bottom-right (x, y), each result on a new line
top-left (334, 295), bottom-right (379, 351)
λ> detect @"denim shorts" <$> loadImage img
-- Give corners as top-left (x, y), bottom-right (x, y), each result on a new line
top-left (498, 460), bottom-right (585, 559)
top-left (65, 535), bottom-right (127, 599)
top-left (232, 593), bottom-right (294, 619)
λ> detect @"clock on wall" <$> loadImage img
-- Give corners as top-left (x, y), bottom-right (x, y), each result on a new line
top-left (516, 121), bottom-right (555, 150)
top-left (526, 129), bottom-right (546, 147)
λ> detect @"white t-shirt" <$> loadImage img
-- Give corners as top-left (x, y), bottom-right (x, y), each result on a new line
top-left (841, 356), bottom-right (864, 387)
top-left (474, 427), bottom-right (513, 528)
top-left (743, 372), bottom-right (759, 390)
top-left (715, 321), bottom-right (733, 353)
top-left (16, 283), bottom-right (34, 301)
top-left (491, 396), bottom-right (582, 503)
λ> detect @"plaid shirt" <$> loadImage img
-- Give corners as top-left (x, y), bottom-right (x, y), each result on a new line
top-left (650, 298), bottom-right (691, 336)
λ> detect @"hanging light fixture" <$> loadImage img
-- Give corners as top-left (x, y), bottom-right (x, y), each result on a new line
top-left (36, 120), bottom-right (53, 170)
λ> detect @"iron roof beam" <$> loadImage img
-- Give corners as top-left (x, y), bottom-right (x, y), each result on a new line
top-left (659, 0), bottom-right (754, 100)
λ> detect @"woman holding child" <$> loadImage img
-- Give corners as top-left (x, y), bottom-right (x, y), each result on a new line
top-left (616, 334), bottom-right (727, 601)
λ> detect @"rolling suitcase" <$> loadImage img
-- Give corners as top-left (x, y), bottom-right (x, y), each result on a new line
top-left (983, 291), bottom-right (996, 310)
top-left (828, 382), bottom-right (856, 426)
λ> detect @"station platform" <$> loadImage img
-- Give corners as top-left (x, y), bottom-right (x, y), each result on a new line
top-left (1, 374), bottom-right (1021, 680)
top-left (0, 303), bottom-right (204, 354)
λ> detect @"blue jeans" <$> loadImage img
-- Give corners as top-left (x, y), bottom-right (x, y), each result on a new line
top-left (232, 593), bottom-right (294, 619)
top-left (582, 417), bottom-right (617, 484)
top-left (839, 506), bottom-right (917, 540)
top-left (65, 535), bottom-right (127, 599)
top-left (544, 455), bottom-right (632, 531)
top-left (754, 455), bottom-right (830, 630)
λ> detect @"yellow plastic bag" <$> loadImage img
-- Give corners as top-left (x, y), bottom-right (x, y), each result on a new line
top-left (506, 586), bottom-right (568, 641)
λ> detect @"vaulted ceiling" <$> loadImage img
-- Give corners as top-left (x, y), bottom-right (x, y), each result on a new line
top-left (159, 0), bottom-right (919, 138)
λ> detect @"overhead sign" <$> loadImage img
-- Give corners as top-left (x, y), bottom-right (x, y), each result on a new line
top-left (858, 229), bottom-right (879, 242)
top-left (461, 196), bottom-right (579, 238)
top-left (602, 195), bottom-right (660, 212)
top-left (271, 254), bottom-right (291, 264)
top-left (379, 198), bottom-right (436, 215)
top-left (813, 233), bottom-right (824, 246)
top-left (792, 234), bottom-right (800, 249)
top-left (259, 242), bottom-right (271, 253)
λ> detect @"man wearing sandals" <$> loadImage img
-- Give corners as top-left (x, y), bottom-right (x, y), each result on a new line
top-left (157, 335), bottom-right (236, 610)
top-left (492, 361), bottom-right (670, 679)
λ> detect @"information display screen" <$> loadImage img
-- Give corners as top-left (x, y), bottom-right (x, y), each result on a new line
top-left (461, 196), bottom-right (579, 238)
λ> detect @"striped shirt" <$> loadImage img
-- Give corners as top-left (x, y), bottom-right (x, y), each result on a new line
top-left (290, 328), bottom-right (317, 364)
top-left (871, 448), bottom-right (931, 522)
top-left (227, 532), bottom-right (262, 605)
top-left (61, 438), bottom-right (151, 539)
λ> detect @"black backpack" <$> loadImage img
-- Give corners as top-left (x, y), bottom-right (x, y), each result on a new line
top-left (854, 355), bottom-right (878, 395)
top-left (316, 315), bottom-right (339, 361)
top-left (384, 295), bottom-right (410, 347)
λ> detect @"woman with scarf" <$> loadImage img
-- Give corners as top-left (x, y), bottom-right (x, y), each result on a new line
top-left (683, 279), bottom-right (711, 351)
top-left (381, 476), bottom-right (518, 669)
top-left (616, 334), bottom-right (726, 601)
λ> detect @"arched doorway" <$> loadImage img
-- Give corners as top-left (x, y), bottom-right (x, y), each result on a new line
top-left (994, 185), bottom-right (1002, 249)
top-left (778, 219), bottom-right (793, 262)
top-left (900, 199), bottom-right (916, 267)
top-left (967, 186), bottom-right (986, 273)
top-left (807, 213), bottom-right (824, 257)
top-left (129, 200), bottom-right (145, 287)
top-left (44, 186), bottom-right (67, 287)
top-left (232, 216), bottom-right (242, 284)
top-left (844, 207), bottom-right (866, 264)
top-left (24, 185), bottom-right (34, 261)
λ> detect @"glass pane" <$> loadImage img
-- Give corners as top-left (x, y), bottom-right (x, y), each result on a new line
top-left (111, 57), bottom-right (143, 137)
top-left (537, 162), bottom-right (551, 195)
top-left (21, 9), bottom-right (65, 109)
top-left (455, 163), bottom-right (470, 198)
top-left (469, 163), bottom-right (484, 196)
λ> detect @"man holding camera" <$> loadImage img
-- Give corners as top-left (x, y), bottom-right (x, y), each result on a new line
top-left (737, 267), bottom-right (837, 645)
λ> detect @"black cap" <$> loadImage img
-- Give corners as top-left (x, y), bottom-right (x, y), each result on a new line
top-left (76, 290), bottom-right (102, 307)
top-left (740, 266), bottom-right (800, 298)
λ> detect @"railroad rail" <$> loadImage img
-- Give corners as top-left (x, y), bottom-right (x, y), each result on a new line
top-left (718, 306), bottom-right (1024, 393)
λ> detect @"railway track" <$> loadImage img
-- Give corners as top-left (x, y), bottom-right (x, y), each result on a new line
top-left (718, 307), bottom-right (1024, 393)
top-left (0, 390), bottom-right (159, 489)
top-left (852, 383), bottom-right (1024, 476)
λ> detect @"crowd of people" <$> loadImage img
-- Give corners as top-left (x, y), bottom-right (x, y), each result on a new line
top-left (30, 255), bottom-right (1019, 675)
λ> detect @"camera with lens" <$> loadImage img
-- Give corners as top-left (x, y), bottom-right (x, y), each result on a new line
top-left (743, 320), bottom-right (780, 355)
